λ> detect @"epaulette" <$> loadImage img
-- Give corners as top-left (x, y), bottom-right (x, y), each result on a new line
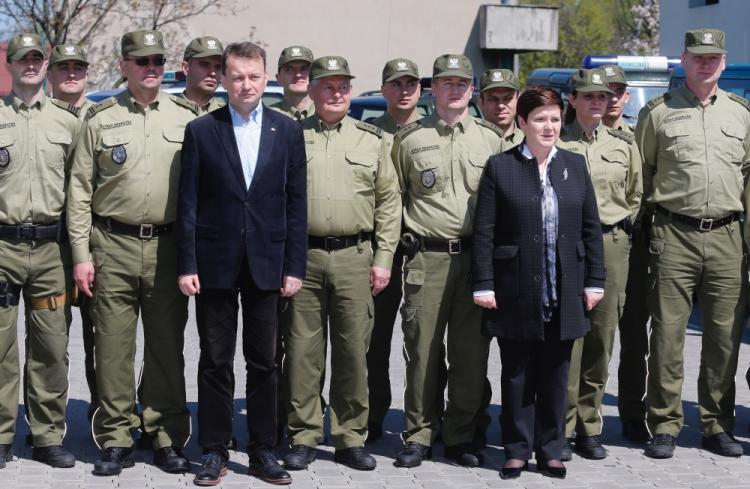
top-left (728, 92), bottom-right (750, 112)
top-left (355, 119), bottom-right (383, 138)
top-left (475, 118), bottom-right (504, 138)
top-left (645, 92), bottom-right (670, 111)
top-left (170, 94), bottom-right (199, 114)
top-left (50, 98), bottom-right (80, 117)
top-left (608, 128), bottom-right (634, 144)
top-left (394, 120), bottom-right (422, 140)
top-left (86, 97), bottom-right (118, 119)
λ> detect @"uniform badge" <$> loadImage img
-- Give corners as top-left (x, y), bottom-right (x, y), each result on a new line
top-left (64, 45), bottom-right (76, 55)
top-left (447, 57), bottom-right (460, 69)
top-left (604, 66), bottom-right (615, 77)
top-left (421, 169), bottom-right (436, 188)
top-left (22, 35), bottom-right (33, 46)
top-left (326, 58), bottom-right (339, 70)
top-left (144, 33), bottom-right (156, 46)
top-left (112, 145), bottom-right (127, 165)
top-left (492, 70), bottom-right (503, 81)
top-left (0, 147), bottom-right (9, 167)
top-left (397, 60), bottom-right (408, 71)
top-left (592, 73), bottom-right (603, 85)
top-left (702, 32), bottom-right (714, 44)
top-left (291, 47), bottom-right (301, 56)
top-left (207, 38), bottom-right (217, 49)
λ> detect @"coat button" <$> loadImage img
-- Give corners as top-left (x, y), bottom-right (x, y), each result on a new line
top-left (534, 275), bottom-right (541, 282)
top-left (533, 235), bottom-right (540, 242)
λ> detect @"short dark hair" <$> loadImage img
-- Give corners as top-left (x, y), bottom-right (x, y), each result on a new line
top-left (516, 86), bottom-right (563, 122)
top-left (221, 42), bottom-right (266, 74)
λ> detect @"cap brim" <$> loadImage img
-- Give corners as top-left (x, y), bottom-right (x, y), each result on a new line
top-left (434, 70), bottom-right (472, 79)
top-left (383, 73), bottom-right (419, 83)
top-left (51, 56), bottom-right (89, 65)
top-left (311, 71), bottom-right (355, 80)
top-left (686, 46), bottom-right (726, 54)
top-left (9, 47), bottom-right (45, 61)
top-left (126, 47), bottom-right (167, 57)
top-left (575, 86), bottom-right (614, 94)
top-left (480, 81), bottom-right (518, 92)
top-left (280, 56), bottom-right (312, 67)
top-left (189, 51), bottom-right (223, 59)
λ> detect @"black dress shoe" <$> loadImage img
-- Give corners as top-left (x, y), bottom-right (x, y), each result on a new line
top-left (500, 460), bottom-right (528, 480)
top-left (702, 432), bottom-right (743, 457)
top-left (283, 444), bottom-right (316, 470)
top-left (334, 446), bottom-right (376, 471)
top-left (249, 449), bottom-right (292, 485)
top-left (394, 442), bottom-right (432, 468)
top-left (194, 452), bottom-right (227, 486)
top-left (366, 423), bottom-right (383, 444)
top-left (560, 438), bottom-right (573, 461)
top-left (644, 433), bottom-right (676, 459)
top-left (574, 435), bottom-right (607, 460)
top-left (0, 444), bottom-right (12, 469)
top-left (32, 445), bottom-right (76, 468)
top-left (537, 460), bottom-right (566, 479)
top-left (154, 446), bottom-right (190, 473)
top-left (444, 443), bottom-right (484, 467)
top-left (622, 419), bottom-right (650, 443)
top-left (93, 447), bottom-right (135, 476)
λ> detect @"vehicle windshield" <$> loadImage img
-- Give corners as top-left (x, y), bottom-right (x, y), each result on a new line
top-left (622, 86), bottom-right (665, 124)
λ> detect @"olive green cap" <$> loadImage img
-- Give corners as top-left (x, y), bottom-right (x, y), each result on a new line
top-left (277, 45), bottom-right (314, 70)
top-left (309, 56), bottom-right (354, 80)
top-left (382, 58), bottom-right (419, 83)
top-left (571, 68), bottom-right (614, 94)
top-left (432, 54), bottom-right (473, 79)
top-left (121, 30), bottom-right (167, 57)
top-left (479, 69), bottom-right (519, 92)
top-left (7, 33), bottom-right (46, 61)
top-left (685, 28), bottom-right (726, 54)
top-left (183, 36), bottom-right (223, 60)
top-left (50, 44), bottom-right (88, 65)
top-left (602, 64), bottom-right (626, 85)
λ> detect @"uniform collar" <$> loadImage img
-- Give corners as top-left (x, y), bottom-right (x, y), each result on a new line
top-left (434, 111), bottom-right (473, 135)
top-left (125, 89), bottom-right (166, 111)
top-left (313, 114), bottom-right (346, 133)
top-left (678, 84), bottom-right (719, 106)
top-left (566, 119), bottom-right (603, 142)
top-left (8, 91), bottom-right (46, 111)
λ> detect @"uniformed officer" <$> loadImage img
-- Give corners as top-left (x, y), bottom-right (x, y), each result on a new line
top-left (559, 68), bottom-right (642, 460)
top-left (46, 42), bottom-right (99, 423)
top-left (478, 68), bottom-right (524, 149)
top-left (270, 45), bottom-right (315, 121)
top-left (366, 58), bottom-right (429, 443)
top-left (0, 32), bottom-right (79, 469)
top-left (636, 28), bottom-right (750, 459)
top-left (180, 36), bottom-right (225, 114)
top-left (605, 63), bottom-right (651, 443)
top-left (281, 55), bottom-right (401, 471)
top-left (67, 29), bottom-right (198, 475)
top-left (392, 54), bottom-right (504, 468)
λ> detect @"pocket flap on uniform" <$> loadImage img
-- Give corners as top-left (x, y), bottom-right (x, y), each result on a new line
top-left (46, 132), bottom-right (72, 145)
top-left (663, 124), bottom-right (691, 138)
top-left (492, 245), bottom-right (518, 259)
top-left (576, 240), bottom-right (586, 258)
top-left (404, 269), bottom-right (425, 285)
top-left (345, 152), bottom-right (377, 167)
top-left (163, 128), bottom-right (185, 143)
top-left (721, 123), bottom-right (745, 140)
top-left (101, 132), bottom-right (133, 147)
top-left (600, 151), bottom-right (628, 165)
top-left (0, 133), bottom-right (18, 147)
top-left (468, 154), bottom-right (489, 168)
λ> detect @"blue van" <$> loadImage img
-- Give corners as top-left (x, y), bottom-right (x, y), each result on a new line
top-left (669, 64), bottom-right (750, 99)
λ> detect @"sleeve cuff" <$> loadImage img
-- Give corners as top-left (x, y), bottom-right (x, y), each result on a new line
top-left (584, 287), bottom-right (604, 294)
top-left (72, 245), bottom-right (91, 265)
top-left (372, 250), bottom-right (394, 270)
top-left (473, 290), bottom-right (495, 297)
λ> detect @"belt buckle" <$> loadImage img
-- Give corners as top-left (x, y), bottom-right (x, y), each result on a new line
top-left (19, 222), bottom-right (35, 239)
top-left (139, 224), bottom-right (154, 239)
top-left (699, 218), bottom-right (713, 232)
top-left (448, 239), bottom-right (462, 254)
top-left (324, 236), bottom-right (337, 251)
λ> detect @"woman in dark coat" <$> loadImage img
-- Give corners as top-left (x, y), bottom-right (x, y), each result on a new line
top-left (471, 86), bottom-right (605, 479)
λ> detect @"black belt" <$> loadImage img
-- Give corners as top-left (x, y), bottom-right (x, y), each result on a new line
top-left (420, 236), bottom-right (472, 254)
top-left (601, 220), bottom-right (626, 233)
top-left (95, 215), bottom-right (173, 239)
top-left (657, 206), bottom-right (739, 232)
top-left (0, 221), bottom-right (59, 240)
top-left (308, 232), bottom-right (371, 251)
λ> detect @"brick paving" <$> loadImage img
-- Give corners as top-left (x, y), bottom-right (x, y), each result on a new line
top-left (5, 301), bottom-right (750, 488)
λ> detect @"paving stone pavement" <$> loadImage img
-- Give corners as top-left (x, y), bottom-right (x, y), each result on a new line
top-left (5, 301), bottom-right (750, 488)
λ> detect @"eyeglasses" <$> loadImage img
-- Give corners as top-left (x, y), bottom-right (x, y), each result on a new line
top-left (128, 56), bottom-right (167, 67)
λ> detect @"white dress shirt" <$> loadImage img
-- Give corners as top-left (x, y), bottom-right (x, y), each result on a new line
top-left (229, 102), bottom-right (263, 189)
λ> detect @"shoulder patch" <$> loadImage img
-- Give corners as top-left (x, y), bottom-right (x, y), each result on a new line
top-left (394, 120), bottom-right (422, 140)
top-left (645, 92), bottom-right (671, 111)
top-left (475, 118), bottom-right (504, 138)
top-left (86, 96), bottom-right (118, 119)
top-left (50, 98), bottom-right (80, 117)
top-left (608, 128), bottom-right (634, 144)
top-left (728, 92), bottom-right (750, 112)
top-left (170, 94), bottom-right (199, 114)
top-left (355, 120), bottom-right (383, 138)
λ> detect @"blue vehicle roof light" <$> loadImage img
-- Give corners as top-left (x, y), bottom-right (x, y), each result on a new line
top-left (582, 55), bottom-right (680, 71)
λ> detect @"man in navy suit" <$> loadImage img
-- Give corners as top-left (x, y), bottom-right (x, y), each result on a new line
top-left (176, 41), bottom-right (306, 486)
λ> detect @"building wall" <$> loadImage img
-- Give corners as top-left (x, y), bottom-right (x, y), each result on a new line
top-left (188, 0), bottom-right (515, 93)
top-left (660, 0), bottom-right (750, 61)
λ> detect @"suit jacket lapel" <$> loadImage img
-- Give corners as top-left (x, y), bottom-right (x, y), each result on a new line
top-left (214, 106), bottom-right (247, 195)
top-left (247, 106), bottom-right (276, 196)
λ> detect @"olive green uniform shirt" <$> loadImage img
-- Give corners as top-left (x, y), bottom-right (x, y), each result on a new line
top-left (636, 86), bottom-right (750, 218)
top-left (271, 98), bottom-right (315, 122)
top-left (0, 93), bottom-right (79, 224)
top-left (77, 99), bottom-right (94, 119)
top-left (559, 120), bottom-right (642, 225)
top-left (392, 112), bottom-right (505, 239)
top-left (67, 90), bottom-right (196, 264)
top-left (302, 114), bottom-right (401, 269)
top-left (177, 91), bottom-right (225, 115)
top-left (503, 124), bottom-right (524, 150)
